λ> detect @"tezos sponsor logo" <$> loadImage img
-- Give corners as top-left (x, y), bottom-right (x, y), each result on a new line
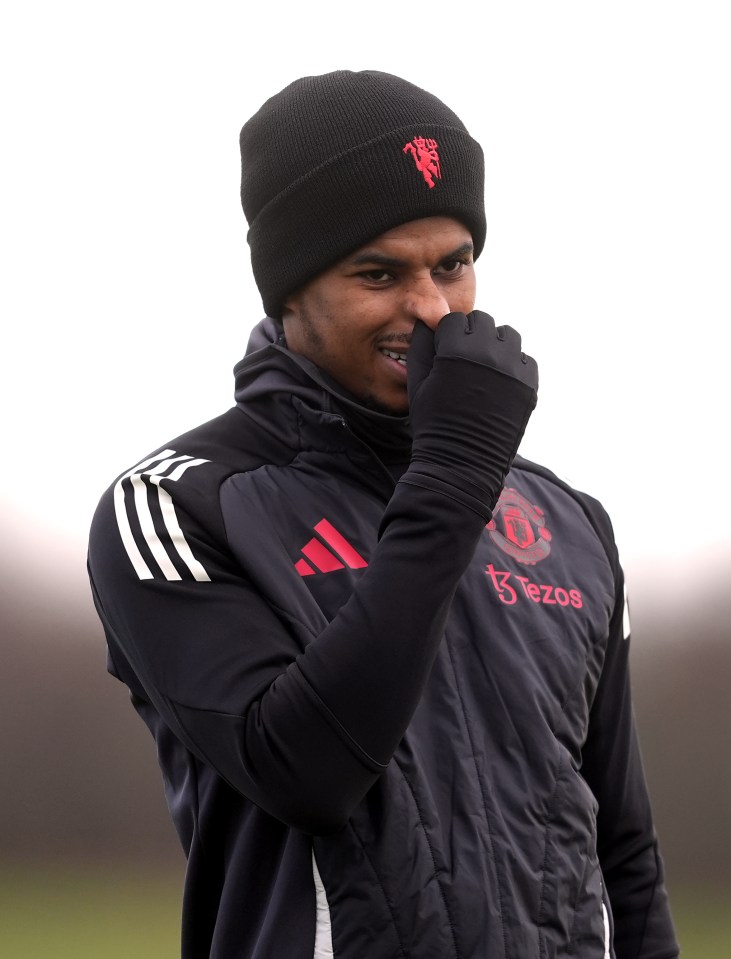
top-left (485, 564), bottom-right (583, 609)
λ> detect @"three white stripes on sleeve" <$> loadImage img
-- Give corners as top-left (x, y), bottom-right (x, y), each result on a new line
top-left (114, 449), bottom-right (211, 582)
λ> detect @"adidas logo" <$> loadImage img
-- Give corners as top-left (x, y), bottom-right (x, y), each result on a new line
top-left (295, 519), bottom-right (368, 577)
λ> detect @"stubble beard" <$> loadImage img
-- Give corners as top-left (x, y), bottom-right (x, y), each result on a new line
top-left (295, 303), bottom-right (408, 418)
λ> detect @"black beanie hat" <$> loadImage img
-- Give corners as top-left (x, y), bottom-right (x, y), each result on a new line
top-left (240, 70), bottom-right (486, 319)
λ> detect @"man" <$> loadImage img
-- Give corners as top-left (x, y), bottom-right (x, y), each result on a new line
top-left (88, 71), bottom-right (678, 958)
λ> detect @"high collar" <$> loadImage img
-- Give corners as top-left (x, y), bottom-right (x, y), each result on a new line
top-left (234, 318), bottom-right (412, 466)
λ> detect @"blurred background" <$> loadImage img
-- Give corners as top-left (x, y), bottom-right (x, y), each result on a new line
top-left (1, 1), bottom-right (729, 955)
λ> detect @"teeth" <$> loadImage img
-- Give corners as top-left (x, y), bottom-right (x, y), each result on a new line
top-left (381, 348), bottom-right (407, 364)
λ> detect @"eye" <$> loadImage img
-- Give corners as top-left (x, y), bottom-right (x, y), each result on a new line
top-left (359, 269), bottom-right (394, 283)
top-left (435, 257), bottom-right (470, 277)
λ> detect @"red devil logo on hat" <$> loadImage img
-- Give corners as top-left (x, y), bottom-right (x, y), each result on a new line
top-left (403, 137), bottom-right (441, 188)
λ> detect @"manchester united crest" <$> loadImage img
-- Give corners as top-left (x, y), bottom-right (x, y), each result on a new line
top-left (487, 488), bottom-right (552, 565)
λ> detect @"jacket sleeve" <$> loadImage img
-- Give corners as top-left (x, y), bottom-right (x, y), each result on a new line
top-left (580, 545), bottom-right (679, 958)
top-left (89, 468), bottom-right (487, 835)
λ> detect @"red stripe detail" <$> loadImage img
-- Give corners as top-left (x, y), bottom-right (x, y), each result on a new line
top-left (295, 558), bottom-right (315, 577)
top-left (314, 519), bottom-right (368, 569)
top-left (302, 538), bottom-right (344, 573)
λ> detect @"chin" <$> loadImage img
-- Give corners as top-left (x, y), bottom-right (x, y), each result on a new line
top-left (361, 393), bottom-right (409, 417)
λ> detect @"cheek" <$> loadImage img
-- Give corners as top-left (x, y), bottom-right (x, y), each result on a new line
top-left (449, 278), bottom-right (477, 314)
top-left (330, 295), bottom-right (389, 340)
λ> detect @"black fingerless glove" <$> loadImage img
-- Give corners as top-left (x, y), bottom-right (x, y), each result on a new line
top-left (400, 310), bottom-right (538, 519)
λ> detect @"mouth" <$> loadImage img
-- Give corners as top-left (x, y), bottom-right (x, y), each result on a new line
top-left (379, 347), bottom-right (407, 367)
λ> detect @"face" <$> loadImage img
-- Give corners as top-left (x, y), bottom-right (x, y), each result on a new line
top-left (281, 216), bottom-right (476, 414)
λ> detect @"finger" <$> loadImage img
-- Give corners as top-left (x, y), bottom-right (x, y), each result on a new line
top-left (407, 319), bottom-right (436, 400)
top-left (494, 325), bottom-right (523, 353)
top-left (521, 352), bottom-right (539, 390)
top-left (466, 310), bottom-right (497, 333)
top-left (433, 311), bottom-right (471, 355)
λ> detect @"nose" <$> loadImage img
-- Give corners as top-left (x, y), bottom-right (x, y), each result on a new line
top-left (403, 276), bottom-right (450, 331)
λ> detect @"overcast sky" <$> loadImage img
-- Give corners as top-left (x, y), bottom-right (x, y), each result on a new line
top-left (2, 1), bottom-right (729, 607)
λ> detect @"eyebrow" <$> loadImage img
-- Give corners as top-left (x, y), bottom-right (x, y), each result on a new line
top-left (347, 241), bottom-right (474, 269)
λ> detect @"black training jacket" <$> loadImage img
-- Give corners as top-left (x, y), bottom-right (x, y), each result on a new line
top-left (88, 319), bottom-right (678, 959)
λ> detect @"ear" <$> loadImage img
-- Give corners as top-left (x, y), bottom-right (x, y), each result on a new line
top-left (280, 295), bottom-right (301, 351)
top-left (281, 293), bottom-right (299, 321)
